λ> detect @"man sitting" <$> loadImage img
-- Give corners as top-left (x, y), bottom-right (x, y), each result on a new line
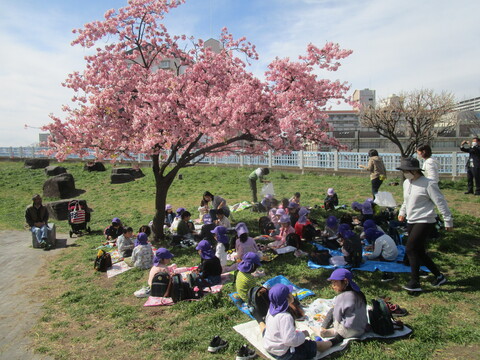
top-left (25, 194), bottom-right (52, 250)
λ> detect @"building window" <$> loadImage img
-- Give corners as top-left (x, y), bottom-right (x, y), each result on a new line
top-left (159, 60), bottom-right (171, 69)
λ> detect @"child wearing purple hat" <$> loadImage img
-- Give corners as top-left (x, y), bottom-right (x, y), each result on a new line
top-left (324, 215), bottom-right (339, 237)
top-left (235, 252), bottom-right (262, 303)
top-left (164, 204), bottom-right (175, 227)
top-left (320, 269), bottom-right (368, 340)
top-left (211, 226), bottom-right (229, 269)
top-left (324, 188), bottom-right (339, 211)
top-left (294, 207), bottom-right (312, 238)
top-left (104, 217), bottom-right (124, 240)
top-left (268, 215), bottom-right (295, 249)
top-left (337, 224), bottom-right (363, 268)
top-left (263, 284), bottom-right (335, 359)
top-left (196, 240), bottom-right (222, 286)
top-left (131, 232), bottom-right (153, 270)
top-left (235, 223), bottom-right (259, 261)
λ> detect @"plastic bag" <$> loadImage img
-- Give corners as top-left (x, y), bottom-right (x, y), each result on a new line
top-left (261, 182), bottom-right (275, 196)
top-left (374, 191), bottom-right (397, 207)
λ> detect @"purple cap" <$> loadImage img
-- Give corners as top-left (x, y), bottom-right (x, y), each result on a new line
top-left (326, 215), bottom-right (338, 227)
top-left (364, 228), bottom-right (384, 242)
top-left (362, 200), bottom-right (373, 215)
top-left (298, 207), bottom-right (310, 217)
top-left (237, 252), bottom-right (261, 273)
top-left (153, 248), bottom-right (174, 266)
top-left (351, 202), bottom-right (363, 211)
top-left (362, 219), bottom-right (377, 230)
top-left (288, 202), bottom-right (299, 209)
top-left (112, 217), bottom-right (121, 224)
top-left (136, 232), bottom-right (148, 246)
top-left (202, 213), bottom-right (213, 225)
top-left (195, 239), bottom-right (215, 259)
top-left (268, 283), bottom-right (294, 316)
top-left (327, 268), bottom-right (360, 292)
top-left (279, 214), bottom-right (291, 224)
top-left (275, 209), bottom-right (286, 216)
top-left (211, 226), bottom-right (228, 244)
top-left (165, 204), bottom-right (173, 210)
top-left (265, 194), bottom-right (273, 199)
top-left (327, 188), bottom-right (335, 196)
top-left (235, 222), bottom-right (249, 236)
top-left (176, 207), bottom-right (186, 216)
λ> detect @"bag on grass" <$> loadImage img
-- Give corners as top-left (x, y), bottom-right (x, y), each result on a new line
top-left (302, 224), bottom-right (317, 241)
top-left (369, 298), bottom-right (395, 336)
top-left (151, 272), bottom-right (171, 297)
top-left (94, 249), bottom-right (112, 272)
top-left (309, 250), bottom-right (332, 265)
top-left (247, 286), bottom-right (270, 322)
top-left (286, 233), bottom-right (301, 248)
top-left (259, 216), bottom-right (275, 235)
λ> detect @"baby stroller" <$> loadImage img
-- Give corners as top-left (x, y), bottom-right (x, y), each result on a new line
top-left (68, 200), bottom-right (91, 237)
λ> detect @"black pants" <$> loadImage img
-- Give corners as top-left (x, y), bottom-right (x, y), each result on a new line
top-left (406, 223), bottom-right (441, 282)
top-left (466, 166), bottom-right (480, 194)
top-left (371, 178), bottom-right (383, 197)
top-left (249, 178), bottom-right (258, 203)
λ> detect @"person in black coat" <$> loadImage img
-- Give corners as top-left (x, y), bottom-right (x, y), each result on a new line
top-left (460, 137), bottom-right (480, 195)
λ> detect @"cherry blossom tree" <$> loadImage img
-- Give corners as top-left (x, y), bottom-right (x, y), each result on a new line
top-left (44, 0), bottom-right (352, 238)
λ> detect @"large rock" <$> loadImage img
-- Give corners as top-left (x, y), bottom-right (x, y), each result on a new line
top-left (84, 162), bottom-right (106, 172)
top-left (111, 173), bottom-right (135, 184)
top-left (111, 167), bottom-right (145, 178)
top-left (43, 173), bottom-right (76, 199)
top-left (45, 166), bottom-right (67, 176)
top-left (24, 159), bottom-right (50, 169)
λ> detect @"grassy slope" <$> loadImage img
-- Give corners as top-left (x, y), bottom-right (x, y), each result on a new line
top-left (1, 160), bottom-right (479, 360)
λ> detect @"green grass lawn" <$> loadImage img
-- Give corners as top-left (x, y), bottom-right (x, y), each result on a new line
top-left (1, 160), bottom-right (479, 360)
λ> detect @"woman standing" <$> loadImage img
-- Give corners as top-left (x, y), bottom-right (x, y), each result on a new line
top-left (417, 144), bottom-right (439, 183)
top-left (359, 149), bottom-right (387, 198)
top-left (397, 157), bottom-right (453, 292)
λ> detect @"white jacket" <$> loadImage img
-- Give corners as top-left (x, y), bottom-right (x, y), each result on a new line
top-left (399, 176), bottom-right (453, 228)
top-left (422, 157), bottom-right (440, 183)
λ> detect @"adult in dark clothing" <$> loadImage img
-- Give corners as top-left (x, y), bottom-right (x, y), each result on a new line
top-left (196, 240), bottom-right (222, 286)
top-left (25, 194), bottom-right (51, 249)
top-left (460, 137), bottom-right (480, 195)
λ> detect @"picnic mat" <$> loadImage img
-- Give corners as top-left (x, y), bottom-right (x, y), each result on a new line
top-left (107, 261), bottom-right (132, 278)
top-left (308, 244), bottom-right (429, 273)
top-left (233, 297), bottom-right (412, 360)
top-left (229, 275), bottom-right (315, 319)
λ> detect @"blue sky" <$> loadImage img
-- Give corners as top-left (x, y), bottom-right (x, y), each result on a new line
top-left (1, 0), bottom-right (479, 146)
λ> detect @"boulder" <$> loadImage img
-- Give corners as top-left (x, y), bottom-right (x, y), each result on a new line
top-left (43, 173), bottom-right (76, 199)
top-left (84, 162), bottom-right (106, 172)
top-left (24, 159), bottom-right (50, 169)
top-left (46, 200), bottom-right (71, 221)
top-left (45, 166), bottom-right (67, 176)
top-left (111, 173), bottom-right (135, 184)
top-left (111, 167), bottom-right (144, 178)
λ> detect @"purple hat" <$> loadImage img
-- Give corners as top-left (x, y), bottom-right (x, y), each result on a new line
top-left (268, 283), bottom-right (294, 316)
top-left (279, 214), bottom-right (291, 224)
top-left (135, 232), bottom-right (148, 246)
top-left (195, 239), bottom-right (215, 260)
top-left (327, 268), bottom-right (360, 292)
top-left (176, 207), bottom-right (186, 217)
top-left (235, 222), bottom-right (249, 236)
top-left (237, 252), bottom-right (261, 273)
top-left (211, 226), bottom-right (229, 245)
top-left (297, 207), bottom-right (310, 224)
top-left (202, 213), bottom-right (213, 225)
top-left (327, 188), bottom-right (335, 196)
top-left (275, 209), bottom-right (286, 216)
top-left (112, 217), bottom-right (121, 224)
top-left (165, 204), bottom-right (173, 210)
top-left (338, 223), bottom-right (355, 239)
top-left (326, 215), bottom-right (338, 227)
top-left (362, 219), bottom-right (377, 230)
top-left (153, 248), bottom-right (174, 266)
top-left (364, 228), bottom-right (384, 243)
top-left (362, 200), bottom-right (373, 215)
top-left (265, 194), bottom-right (273, 200)
top-left (288, 202), bottom-right (299, 209)
top-left (351, 202), bottom-right (363, 211)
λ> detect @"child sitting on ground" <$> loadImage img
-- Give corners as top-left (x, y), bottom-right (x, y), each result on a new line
top-left (288, 202), bottom-right (300, 227)
top-left (235, 252), bottom-right (263, 303)
top-left (164, 204), bottom-right (175, 227)
top-left (324, 215), bottom-right (339, 237)
top-left (170, 207), bottom-right (185, 233)
top-left (135, 248), bottom-right (175, 298)
top-left (131, 232), bottom-right (153, 270)
top-left (104, 217), bottom-right (124, 241)
top-left (215, 208), bottom-right (231, 228)
top-left (117, 227), bottom-right (135, 258)
top-left (269, 214), bottom-right (295, 249)
top-left (364, 228), bottom-right (398, 282)
top-left (195, 240), bottom-right (223, 286)
top-left (176, 211), bottom-right (195, 240)
top-left (199, 214), bottom-right (216, 242)
top-left (289, 192), bottom-right (301, 205)
top-left (261, 194), bottom-right (275, 212)
top-left (235, 223), bottom-right (259, 261)
top-left (263, 284), bottom-right (335, 359)
top-left (198, 199), bottom-right (210, 220)
top-left (324, 188), bottom-right (339, 211)
top-left (211, 226), bottom-right (229, 271)
top-left (279, 198), bottom-right (290, 212)
top-left (338, 224), bottom-right (363, 268)
top-left (294, 207), bottom-right (312, 238)
top-left (320, 269), bottom-right (369, 341)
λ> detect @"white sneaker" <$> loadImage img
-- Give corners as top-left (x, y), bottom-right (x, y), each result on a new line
top-left (134, 286), bottom-right (151, 298)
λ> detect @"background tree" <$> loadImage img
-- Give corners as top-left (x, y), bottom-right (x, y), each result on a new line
top-left (44, 0), bottom-right (352, 238)
top-left (359, 89), bottom-right (456, 157)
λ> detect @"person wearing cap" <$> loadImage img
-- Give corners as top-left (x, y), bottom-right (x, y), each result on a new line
top-left (261, 193), bottom-right (275, 212)
top-left (147, 248), bottom-right (175, 287)
top-left (361, 199), bottom-right (374, 221)
top-left (164, 204), bottom-right (175, 227)
top-left (176, 211), bottom-right (195, 240)
top-left (294, 207), bottom-right (312, 238)
top-left (248, 167), bottom-right (270, 203)
top-left (359, 149), bottom-right (387, 198)
top-left (397, 157), bottom-right (453, 292)
top-left (268, 214), bottom-right (295, 249)
top-left (104, 217), bottom-right (124, 240)
top-left (117, 227), bottom-right (135, 258)
top-left (235, 223), bottom-right (259, 261)
top-left (196, 240), bottom-right (222, 286)
top-left (170, 207), bottom-right (185, 233)
top-left (199, 214), bottom-right (216, 242)
top-left (324, 188), bottom-right (338, 211)
top-left (235, 252), bottom-right (262, 303)
top-left (320, 269), bottom-right (368, 341)
top-left (323, 215), bottom-right (339, 238)
top-left (25, 194), bottom-right (51, 249)
top-left (337, 224), bottom-right (363, 268)
top-left (364, 228), bottom-right (398, 282)
top-left (131, 232), bottom-right (153, 269)
top-left (263, 283), bottom-right (334, 359)
top-left (211, 226), bottom-right (229, 270)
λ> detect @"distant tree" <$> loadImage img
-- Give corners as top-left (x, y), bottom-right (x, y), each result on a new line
top-left (44, 0), bottom-right (352, 238)
top-left (359, 89), bottom-right (456, 157)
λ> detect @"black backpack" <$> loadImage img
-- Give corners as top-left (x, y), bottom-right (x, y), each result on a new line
top-left (94, 250), bottom-right (112, 272)
top-left (258, 216), bottom-right (275, 235)
top-left (369, 298), bottom-right (394, 336)
top-left (247, 286), bottom-right (270, 322)
top-left (151, 272), bottom-right (171, 297)
top-left (286, 233), bottom-right (301, 248)
top-left (302, 224), bottom-right (317, 241)
top-left (170, 274), bottom-right (194, 303)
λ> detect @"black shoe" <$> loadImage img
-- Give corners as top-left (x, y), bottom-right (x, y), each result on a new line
top-left (236, 344), bottom-right (256, 360)
top-left (464, 191), bottom-right (473, 194)
top-left (381, 272), bottom-right (395, 282)
top-left (43, 243), bottom-right (52, 251)
top-left (431, 274), bottom-right (447, 287)
top-left (207, 335), bottom-right (228, 353)
top-left (419, 270), bottom-right (429, 279)
top-left (402, 280), bottom-right (422, 292)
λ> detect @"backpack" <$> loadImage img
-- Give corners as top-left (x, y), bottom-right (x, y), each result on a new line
top-left (169, 274), bottom-right (193, 303)
top-left (302, 224), bottom-right (317, 241)
top-left (186, 272), bottom-right (205, 299)
top-left (369, 298), bottom-right (394, 336)
top-left (258, 216), bottom-right (275, 235)
top-left (94, 249), bottom-right (112, 272)
top-left (151, 272), bottom-right (171, 297)
top-left (247, 286), bottom-right (270, 322)
top-left (309, 250), bottom-right (332, 265)
top-left (286, 233), bottom-right (301, 248)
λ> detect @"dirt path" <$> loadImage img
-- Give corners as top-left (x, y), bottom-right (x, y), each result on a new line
top-left (0, 231), bottom-right (71, 360)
